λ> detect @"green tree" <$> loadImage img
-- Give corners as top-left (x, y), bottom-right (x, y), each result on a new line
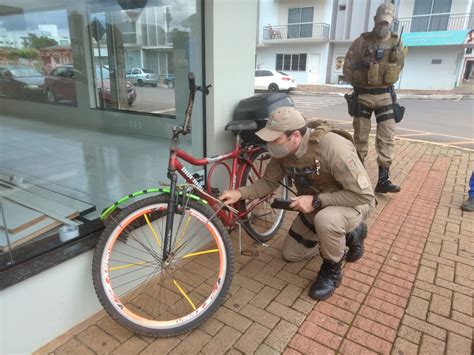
top-left (18, 48), bottom-right (39, 65)
top-left (18, 48), bottom-right (39, 60)
top-left (23, 33), bottom-right (58, 49)
top-left (6, 48), bottom-right (20, 61)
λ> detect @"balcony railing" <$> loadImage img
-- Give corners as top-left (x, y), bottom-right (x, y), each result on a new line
top-left (394, 13), bottom-right (473, 33)
top-left (263, 23), bottom-right (330, 41)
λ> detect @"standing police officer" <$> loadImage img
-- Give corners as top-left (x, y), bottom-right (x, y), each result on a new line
top-left (343, 3), bottom-right (405, 193)
top-left (220, 107), bottom-right (375, 300)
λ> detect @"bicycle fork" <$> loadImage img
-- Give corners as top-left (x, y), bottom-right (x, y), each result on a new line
top-left (163, 170), bottom-right (178, 262)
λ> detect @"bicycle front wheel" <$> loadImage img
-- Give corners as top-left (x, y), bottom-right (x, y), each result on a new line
top-left (92, 195), bottom-right (234, 337)
top-left (239, 148), bottom-right (288, 242)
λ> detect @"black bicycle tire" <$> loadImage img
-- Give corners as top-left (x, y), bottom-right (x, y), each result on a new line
top-left (92, 194), bottom-right (234, 337)
top-left (238, 148), bottom-right (288, 242)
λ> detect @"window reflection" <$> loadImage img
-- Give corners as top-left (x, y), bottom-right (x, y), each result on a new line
top-left (87, 1), bottom-right (199, 117)
top-left (0, 8), bottom-right (74, 105)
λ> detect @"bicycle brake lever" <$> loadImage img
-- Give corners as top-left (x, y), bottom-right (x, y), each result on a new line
top-left (196, 85), bottom-right (212, 95)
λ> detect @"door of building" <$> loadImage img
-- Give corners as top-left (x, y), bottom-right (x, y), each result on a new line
top-left (308, 53), bottom-right (321, 84)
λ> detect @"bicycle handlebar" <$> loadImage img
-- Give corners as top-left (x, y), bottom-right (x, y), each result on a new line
top-left (182, 72), bottom-right (212, 136)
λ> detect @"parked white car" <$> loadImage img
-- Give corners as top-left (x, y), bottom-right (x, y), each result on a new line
top-left (125, 68), bottom-right (159, 87)
top-left (254, 69), bottom-right (297, 92)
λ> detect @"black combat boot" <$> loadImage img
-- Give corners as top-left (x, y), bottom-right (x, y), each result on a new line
top-left (345, 223), bottom-right (368, 262)
top-left (375, 166), bottom-right (401, 193)
top-left (308, 258), bottom-right (343, 300)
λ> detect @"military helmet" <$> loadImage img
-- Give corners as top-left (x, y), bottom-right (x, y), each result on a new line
top-left (375, 3), bottom-right (396, 23)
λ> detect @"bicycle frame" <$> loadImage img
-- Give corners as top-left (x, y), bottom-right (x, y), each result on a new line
top-left (172, 137), bottom-right (265, 221)
top-left (164, 131), bottom-right (264, 260)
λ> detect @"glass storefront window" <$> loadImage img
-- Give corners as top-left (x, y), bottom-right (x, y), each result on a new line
top-left (0, 0), bottom-right (204, 276)
top-left (86, 1), bottom-right (202, 118)
top-left (0, 8), bottom-right (73, 105)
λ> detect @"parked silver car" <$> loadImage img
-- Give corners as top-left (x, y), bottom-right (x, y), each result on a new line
top-left (125, 68), bottom-right (158, 87)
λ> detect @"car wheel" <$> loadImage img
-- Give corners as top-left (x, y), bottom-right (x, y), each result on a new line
top-left (47, 90), bottom-right (57, 103)
top-left (151, 83), bottom-right (157, 87)
top-left (137, 79), bottom-right (144, 87)
top-left (268, 83), bottom-right (279, 92)
top-left (167, 81), bottom-right (174, 89)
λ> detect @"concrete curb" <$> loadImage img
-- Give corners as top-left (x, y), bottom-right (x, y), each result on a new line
top-left (291, 90), bottom-right (474, 100)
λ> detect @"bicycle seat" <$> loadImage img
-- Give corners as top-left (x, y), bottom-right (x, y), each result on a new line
top-left (225, 120), bottom-right (259, 132)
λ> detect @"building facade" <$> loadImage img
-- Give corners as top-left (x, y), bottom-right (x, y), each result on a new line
top-left (256, 0), bottom-right (474, 90)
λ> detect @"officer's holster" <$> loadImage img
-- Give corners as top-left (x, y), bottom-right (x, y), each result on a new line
top-left (390, 87), bottom-right (405, 123)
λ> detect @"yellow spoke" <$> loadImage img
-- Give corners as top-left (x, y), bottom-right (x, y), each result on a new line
top-left (144, 213), bottom-right (162, 247)
top-left (173, 280), bottom-right (196, 310)
top-left (110, 261), bottom-right (148, 271)
top-left (182, 249), bottom-right (219, 259)
top-left (175, 214), bottom-right (192, 250)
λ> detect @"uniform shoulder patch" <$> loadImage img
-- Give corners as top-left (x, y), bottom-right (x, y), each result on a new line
top-left (346, 158), bottom-right (356, 169)
top-left (357, 174), bottom-right (370, 189)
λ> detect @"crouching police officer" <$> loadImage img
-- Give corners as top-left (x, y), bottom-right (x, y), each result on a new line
top-left (220, 107), bottom-right (375, 300)
top-left (343, 3), bottom-right (406, 193)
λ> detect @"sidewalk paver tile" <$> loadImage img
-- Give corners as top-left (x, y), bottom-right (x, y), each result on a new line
top-left (110, 336), bottom-right (147, 355)
top-left (36, 141), bottom-right (473, 355)
top-left (264, 320), bottom-right (298, 352)
top-left (200, 326), bottom-right (241, 354)
top-left (234, 323), bottom-right (270, 354)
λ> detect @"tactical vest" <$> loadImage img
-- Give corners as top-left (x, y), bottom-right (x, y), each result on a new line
top-left (353, 32), bottom-right (402, 87)
top-left (279, 122), bottom-right (361, 195)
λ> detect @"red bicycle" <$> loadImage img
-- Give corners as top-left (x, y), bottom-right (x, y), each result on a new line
top-left (92, 73), bottom-right (289, 337)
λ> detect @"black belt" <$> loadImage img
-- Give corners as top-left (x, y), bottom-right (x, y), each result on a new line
top-left (355, 86), bottom-right (393, 95)
top-left (289, 229), bottom-right (318, 248)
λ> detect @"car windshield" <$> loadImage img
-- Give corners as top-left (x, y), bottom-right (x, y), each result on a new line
top-left (95, 66), bottom-right (110, 79)
top-left (277, 71), bottom-right (289, 76)
top-left (10, 67), bottom-right (43, 77)
top-left (142, 69), bottom-right (154, 73)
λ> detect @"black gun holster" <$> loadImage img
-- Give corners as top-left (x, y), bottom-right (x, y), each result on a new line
top-left (344, 91), bottom-right (359, 117)
top-left (390, 87), bottom-right (405, 123)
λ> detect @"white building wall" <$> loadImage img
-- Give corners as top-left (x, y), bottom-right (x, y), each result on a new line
top-left (276, 0), bottom-right (327, 25)
top-left (334, 1), bottom-right (347, 40)
top-left (205, 0), bottom-right (257, 156)
top-left (350, 0), bottom-right (368, 38)
top-left (398, 0), bottom-right (415, 18)
top-left (0, 252), bottom-right (101, 354)
top-left (256, 42), bottom-right (328, 84)
top-left (399, 47), bottom-right (462, 89)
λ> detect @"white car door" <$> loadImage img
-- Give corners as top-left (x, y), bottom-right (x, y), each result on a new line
top-left (255, 70), bottom-right (265, 90)
top-left (261, 70), bottom-right (274, 89)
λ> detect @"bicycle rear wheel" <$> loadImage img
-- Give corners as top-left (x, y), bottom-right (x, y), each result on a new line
top-left (92, 194), bottom-right (234, 337)
top-left (239, 148), bottom-right (288, 242)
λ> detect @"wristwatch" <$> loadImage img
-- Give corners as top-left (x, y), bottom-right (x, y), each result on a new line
top-left (311, 194), bottom-right (321, 209)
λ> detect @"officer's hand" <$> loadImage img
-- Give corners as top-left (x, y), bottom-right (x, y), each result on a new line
top-left (289, 195), bottom-right (314, 213)
top-left (219, 190), bottom-right (242, 204)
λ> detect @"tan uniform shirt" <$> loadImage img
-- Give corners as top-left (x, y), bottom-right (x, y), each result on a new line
top-left (238, 127), bottom-right (375, 209)
top-left (343, 30), bottom-right (405, 88)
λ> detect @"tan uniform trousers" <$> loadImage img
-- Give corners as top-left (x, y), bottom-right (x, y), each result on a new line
top-left (282, 204), bottom-right (372, 263)
top-left (353, 92), bottom-right (396, 167)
